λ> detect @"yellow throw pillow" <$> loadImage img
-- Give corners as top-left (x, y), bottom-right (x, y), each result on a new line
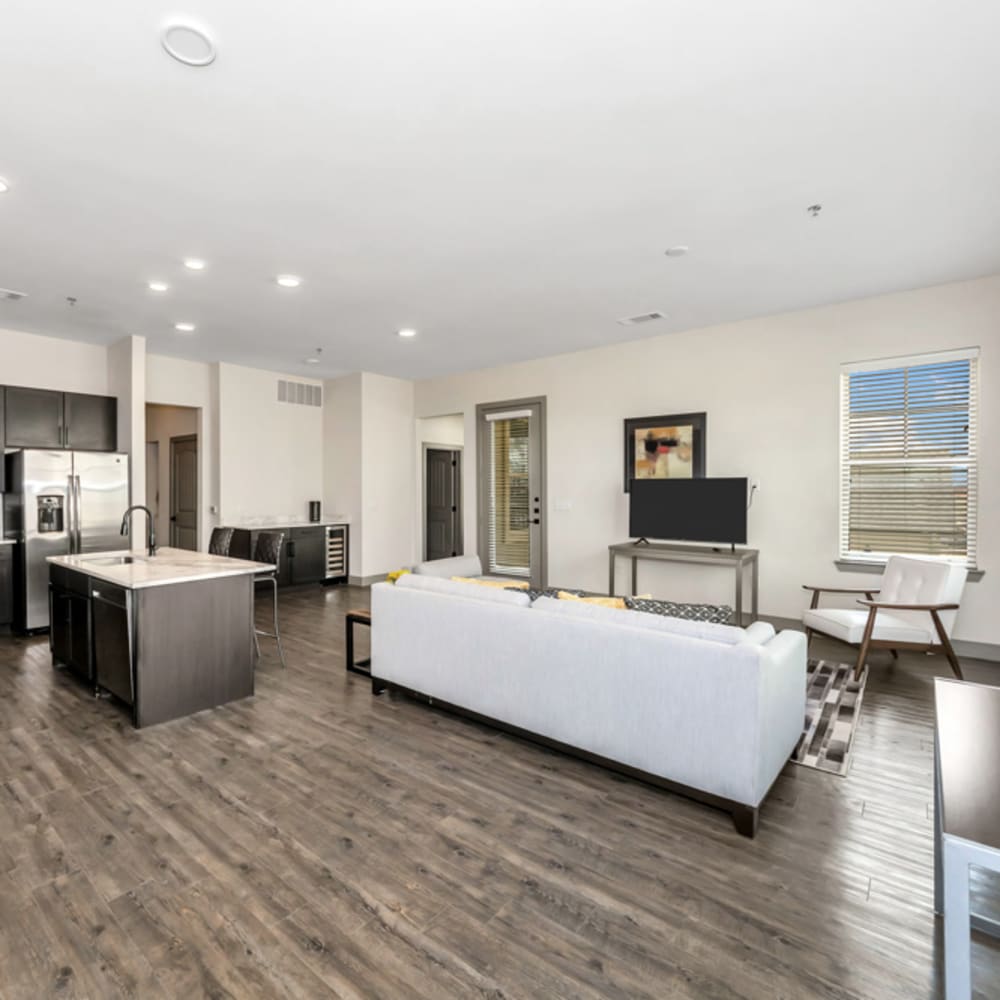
top-left (557, 591), bottom-right (626, 610)
top-left (451, 576), bottom-right (530, 590)
top-left (386, 569), bottom-right (410, 584)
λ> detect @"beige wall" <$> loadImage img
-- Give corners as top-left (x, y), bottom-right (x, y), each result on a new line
top-left (217, 363), bottom-right (324, 525)
top-left (415, 275), bottom-right (1000, 646)
top-left (145, 404), bottom-right (199, 547)
top-left (323, 373), bottom-right (363, 573)
top-left (0, 326), bottom-right (108, 394)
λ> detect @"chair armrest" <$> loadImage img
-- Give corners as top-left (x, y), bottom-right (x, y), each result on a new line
top-left (802, 585), bottom-right (880, 595)
top-left (856, 600), bottom-right (959, 612)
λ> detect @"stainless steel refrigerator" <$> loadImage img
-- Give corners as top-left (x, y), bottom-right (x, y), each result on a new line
top-left (3, 450), bottom-right (129, 631)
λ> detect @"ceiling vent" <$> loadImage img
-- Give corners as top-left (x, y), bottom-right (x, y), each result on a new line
top-left (617, 311), bottom-right (666, 326)
top-left (0, 287), bottom-right (27, 301)
top-left (277, 379), bottom-right (322, 408)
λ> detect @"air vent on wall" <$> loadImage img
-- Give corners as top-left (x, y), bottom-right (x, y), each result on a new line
top-left (0, 287), bottom-right (28, 301)
top-left (277, 379), bottom-right (323, 407)
top-left (617, 311), bottom-right (665, 326)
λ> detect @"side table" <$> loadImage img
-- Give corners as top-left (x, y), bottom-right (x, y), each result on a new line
top-left (345, 608), bottom-right (371, 675)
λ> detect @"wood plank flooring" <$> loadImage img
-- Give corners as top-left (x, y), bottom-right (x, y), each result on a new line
top-left (1, 584), bottom-right (998, 999)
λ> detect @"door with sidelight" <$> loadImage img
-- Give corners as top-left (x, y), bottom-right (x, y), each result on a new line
top-left (477, 398), bottom-right (546, 588)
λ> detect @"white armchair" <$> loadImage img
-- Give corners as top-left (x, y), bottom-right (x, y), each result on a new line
top-left (802, 556), bottom-right (967, 681)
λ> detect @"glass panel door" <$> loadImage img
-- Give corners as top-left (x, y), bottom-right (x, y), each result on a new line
top-left (478, 399), bottom-right (545, 587)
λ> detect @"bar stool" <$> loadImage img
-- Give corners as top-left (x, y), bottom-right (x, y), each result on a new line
top-left (252, 530), bottom-right (286, 669)
top-left (208, 526), bottom-right (235, 556)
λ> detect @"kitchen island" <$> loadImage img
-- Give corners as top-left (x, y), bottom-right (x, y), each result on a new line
top-left (47, 547), bottom-right (270, 728)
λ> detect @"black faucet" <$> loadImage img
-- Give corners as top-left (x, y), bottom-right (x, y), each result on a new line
top-left (120, 505), bottom-right (157, 557)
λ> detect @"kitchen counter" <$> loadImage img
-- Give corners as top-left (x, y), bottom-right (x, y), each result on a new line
top-left (0, 539), bottom-right (15, 545)
top-left (47, 546), bottom-right (270, 590)
top-left (227, 520), bottom-right (349, 529)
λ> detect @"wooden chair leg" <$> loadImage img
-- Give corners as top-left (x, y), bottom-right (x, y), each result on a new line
top-left (854, 607), bottom-right (878, 681)
top-left (930, 610), bottom-right (964, 681)
top-left (889, 649), bottom-right (899, 660)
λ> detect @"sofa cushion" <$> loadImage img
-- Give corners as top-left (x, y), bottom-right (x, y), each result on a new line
top-left (532, 595), bottom-right (749, 644)
top-left (411, 554), bottom-right (484, 578)
top-left (802, 607), bottom-right (933, 645)
top-left (396, 573), bottom-right (531, 607)
top-left (624, 596), bottom-right (734, 625)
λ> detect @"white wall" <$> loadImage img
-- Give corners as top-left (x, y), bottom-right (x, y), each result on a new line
top-left (323, 373), bottom-right (363, 572)
top-left (415, 275), bottom-right (1000, 646)
top-left (415, 413), bottom-right (464, 561)
top-left (145, 404), bottom-right (199, 546)
top-left (217, 363), bottom-right (323, 524)
top-left (361, 373), bottom-right (416, 579)
top-left (0, 326), bottom-right (108, 393)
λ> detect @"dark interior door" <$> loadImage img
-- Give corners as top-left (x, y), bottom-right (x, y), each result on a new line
top-left (4, 387), bottom-right (64, 448)
top-left (426, 448), bottom-right (462, 561)
top-left (64, 393), bottom-right (117, 451)
top-left (169, 435), bottom-right (198, 550)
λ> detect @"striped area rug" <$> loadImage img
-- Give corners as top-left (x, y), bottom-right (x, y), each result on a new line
top-left (792, 659), bottom-right (868, 776)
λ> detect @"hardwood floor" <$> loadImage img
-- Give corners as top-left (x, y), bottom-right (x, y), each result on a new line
top-left (1, 584), bottom-right (998, 999)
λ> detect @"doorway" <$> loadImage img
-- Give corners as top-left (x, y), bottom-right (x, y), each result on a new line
top-left (169, 435), bottom-right (198, 549)
top-left (146, 403), bottom-right (199, 551)
top-left (476, 397), bottom-right (546, 587)
top-left (424, 446), bottom-right (463, 561)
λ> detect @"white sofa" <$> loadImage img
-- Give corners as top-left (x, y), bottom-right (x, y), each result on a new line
top-left (371, 573), bottom-right (807, 836)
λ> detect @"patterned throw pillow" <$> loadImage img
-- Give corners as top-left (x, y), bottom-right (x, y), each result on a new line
top-left (507, 586), bottom-right (586, 601)
top-left (624, 597), bottom-right (734, 625)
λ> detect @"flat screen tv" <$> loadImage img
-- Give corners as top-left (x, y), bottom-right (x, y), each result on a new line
top-left (629, 477), bottom-right (748, 545)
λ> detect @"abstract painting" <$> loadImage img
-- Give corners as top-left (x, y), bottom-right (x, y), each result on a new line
top-left (623, 412), bottom-right (706, 491)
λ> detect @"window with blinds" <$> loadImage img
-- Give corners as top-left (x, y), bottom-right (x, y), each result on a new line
top-left (487, 414), bottom-right (531, 576)
top-left (839, 349), bottom-right (979, 567)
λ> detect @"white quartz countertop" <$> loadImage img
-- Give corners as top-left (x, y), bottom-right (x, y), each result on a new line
top-left (0, 539), bottom-right (15, 546)
top-left (47, 547), bottom-right (272, 590)
top-left (228, 520), bottom-right (349, 529)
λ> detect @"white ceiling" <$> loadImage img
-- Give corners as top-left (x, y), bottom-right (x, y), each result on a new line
top-left (1, 1), bottom-right (998, 380)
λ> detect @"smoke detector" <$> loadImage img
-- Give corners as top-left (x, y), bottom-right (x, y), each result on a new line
top-left (0, 287), bottom-right (27, 301)
top-left (617, 311), bottom-right (666, 326)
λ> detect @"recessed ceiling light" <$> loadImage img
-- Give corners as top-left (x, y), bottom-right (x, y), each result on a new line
top-left (305, 357), bottom-right (320, 365)
top-left (174, 322), bottom-right (196, 333)
top-left (161, 23), bottom-right (217, 68)
top-left (397, 328), bottom-right (418, 338)
top-left (664, 246), bottom-right (688, 257)
top-left (304, 347), bottom-right (323, 365)
top-left (276, 274), bottom-right (302, 288)
top-left (148, 280), bottom-right (169, 292)
top-left (0, 178), bottom-right (9, 194)
top-left (183, 258), bottom-right (206, 271)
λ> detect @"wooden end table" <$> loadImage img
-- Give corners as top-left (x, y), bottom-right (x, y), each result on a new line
top-left (345, 609), bottom-right (371, 675)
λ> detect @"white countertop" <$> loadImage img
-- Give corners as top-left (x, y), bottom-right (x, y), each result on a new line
top-left (47, 547), bottom-right (272, 590)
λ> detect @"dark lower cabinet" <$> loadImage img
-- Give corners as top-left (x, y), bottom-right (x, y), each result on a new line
top-left (49, 567), bottom-right (94, 682)
top-left (64, 393), bottom-right (118, 451)
top-left (0, 545), bottom-right (14, 627)
top-left (290, 527), bottom-right (326, 585)
top-left (92, 584), bottom-right (133, 706)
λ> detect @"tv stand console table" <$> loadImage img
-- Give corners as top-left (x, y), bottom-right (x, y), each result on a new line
top-left (608, 541), bottom-right (759, 625)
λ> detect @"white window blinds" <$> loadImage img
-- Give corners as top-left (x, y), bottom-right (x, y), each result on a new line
top-left (487, 415), bottom-right (531, 576)
top-left (839, 349), bottom-right (979, 567)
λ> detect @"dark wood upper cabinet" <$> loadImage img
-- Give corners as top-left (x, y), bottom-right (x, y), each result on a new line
top-left (0, 388), bottom-right (5, 492)
top-left (2, 386), bottom-right (117, 451)
top-left (64, 393), bottom-right (118, 451)
top-left (4, 386), bottom-right (65, 448)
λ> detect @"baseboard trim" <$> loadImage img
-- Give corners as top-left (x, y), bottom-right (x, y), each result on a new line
top-left (349, 573), bottom-right (386, 587)
top-left (762, 615), bottom-right (1000, 663)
